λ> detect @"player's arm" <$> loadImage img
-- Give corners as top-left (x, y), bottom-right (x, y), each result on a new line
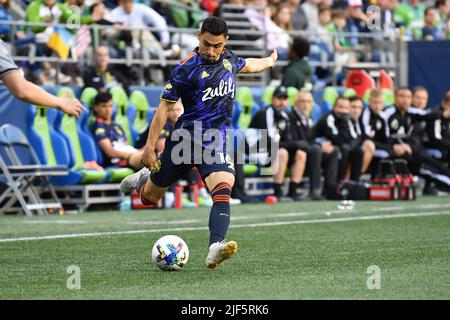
top-left (1, 71), bottom-right (85, 118)
top-left (141, 99), bottom-right (176, 169)
top-left (239, 49), bottom-right (278, 74)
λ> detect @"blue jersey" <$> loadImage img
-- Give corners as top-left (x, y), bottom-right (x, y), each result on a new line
top-left (161, 48), bottom-right (246, 138)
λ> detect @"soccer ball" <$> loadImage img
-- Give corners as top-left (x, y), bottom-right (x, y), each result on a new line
top-left (151, 235), bottom-right (189, 271)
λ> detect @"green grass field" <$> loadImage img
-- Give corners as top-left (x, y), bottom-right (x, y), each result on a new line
top-left (0, 196), bottom-right (449, 299)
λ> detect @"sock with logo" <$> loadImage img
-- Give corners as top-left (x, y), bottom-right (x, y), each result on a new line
top-left (209, 182), bottom-right (232, 245)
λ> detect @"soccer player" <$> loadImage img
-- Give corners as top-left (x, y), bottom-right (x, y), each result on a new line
top-left (120, 17), bottom-right (278, 269)
top-left (0, 39), bottom-right (84, 118)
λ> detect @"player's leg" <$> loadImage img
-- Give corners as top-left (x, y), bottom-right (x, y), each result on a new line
top-left (204, 171), bottom-right (235, 246)
top-left (120, 140), bottom-right (192, 207)
top-left (198, 163), bottom-right (237, 269)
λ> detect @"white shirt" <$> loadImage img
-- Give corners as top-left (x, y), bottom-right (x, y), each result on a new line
top-left (109, 3), bottom-right (170, 47)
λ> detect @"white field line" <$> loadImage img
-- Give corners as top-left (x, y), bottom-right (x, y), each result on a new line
top-left (0, 210), bottom-right (449, 243)
top-left (21, 221), bottom-right (86, 225)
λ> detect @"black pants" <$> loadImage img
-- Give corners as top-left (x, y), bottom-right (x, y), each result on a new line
top-left (305, 145), bottom-right (339, 193)
top-left (337, 144), bottom-right (363, 181)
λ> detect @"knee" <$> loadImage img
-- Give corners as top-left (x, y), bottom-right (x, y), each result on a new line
top-left (296, 149), bottom-right (307, 162)
top-left (363, 140), bottom-right (376, 154)
top-left (278, 148), bottom-right (289, 164)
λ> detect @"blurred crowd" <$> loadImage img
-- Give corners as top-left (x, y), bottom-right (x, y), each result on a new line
top-left (1, 0), bottom-right (449, 88)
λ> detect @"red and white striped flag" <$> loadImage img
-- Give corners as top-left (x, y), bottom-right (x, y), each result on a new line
top-left (72, 25), bottom-right (92, 60)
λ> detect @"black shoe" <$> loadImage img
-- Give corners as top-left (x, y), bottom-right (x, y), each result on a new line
top-left (309, 191), bottom-right (324, 201)
top-left (287, 192), bottom-right (306, 201)
top-left (423, 183), bottom-right (439, 196)
top-left (278, 196), bottom-right (294, 203)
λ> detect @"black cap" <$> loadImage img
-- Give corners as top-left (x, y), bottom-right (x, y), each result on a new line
top-left (273, 86), bottom-right (288, 99)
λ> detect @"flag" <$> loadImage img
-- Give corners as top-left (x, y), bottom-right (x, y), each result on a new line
top-left (47, 26), bottom-right (74, 59)
top-left (72, 25), bottom-right (92, 60)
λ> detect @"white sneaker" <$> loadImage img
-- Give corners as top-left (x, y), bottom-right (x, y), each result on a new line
top-left (120, 167), bottom-right (150, 195)
top-left (206, 240), bottom-right (238, 269)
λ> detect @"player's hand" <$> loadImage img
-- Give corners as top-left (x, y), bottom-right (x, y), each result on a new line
top-left (141, 146), bottom-right (157, 170)
top-left (57, 98), bottom-right (86, 118)
top-left (269, 49), bottom-right (278, 68)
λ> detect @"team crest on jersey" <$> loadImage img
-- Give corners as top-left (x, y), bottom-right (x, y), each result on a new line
top-left (201, 71), bottom-right (210, 79)
top-left (223, 59), bottom-right (232, 73)
top-left (376, 120), bottom-right (382, 130)
top-left (391, 119), bottom-right (399, 130)
top-left (164, 83), bottom-right (173, 90)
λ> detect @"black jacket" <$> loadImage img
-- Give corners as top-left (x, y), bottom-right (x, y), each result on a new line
top-left (425, 106), bottom-right (450, 151)
top-left (360, 107), bottom-right (392, 154)
top-left (314, 111), bottom-right (360, 149)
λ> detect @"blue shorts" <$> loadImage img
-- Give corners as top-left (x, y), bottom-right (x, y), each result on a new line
top-left (150, 139), bottom-right (235, 188)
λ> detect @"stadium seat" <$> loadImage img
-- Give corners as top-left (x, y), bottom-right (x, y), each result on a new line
top-left (383, 88), bottom-right (395, 106)
top-left (0, 124), bottom-right (68, 216)
top-left (343, 88), bottom-right (357, 98)
top-left (235, 87), bottom-right (260, 129)
top-left (322, 87), bottom-right (339, 113)
top-left (129, 90), bottom-right (153, 136)
top-left (260, 86), bottom-right (275, 107)
top-left (109, 86), bottom-right (138, 145)
top-left (344, 69), bottom-right (376, 98)
top-left (287, 87), bottom-right (299, 110)
top-left (378, 70), bottom-right (394, 91)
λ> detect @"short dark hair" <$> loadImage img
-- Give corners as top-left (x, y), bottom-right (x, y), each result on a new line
top-left (412, 85), bottom-right (428, 95)
top-left (334, 96), bottom-right (350, 107)
top-left (291, 37), bottom-right (310, 59)
top-left (93, 90), bottom-right (112, 106)
top-left (200, 17), bottom-right (228, 37)
top-left (425, 6), bottom-right (436, 16)
top-left (395, 86), bottom-right (411, 94)
top-left (349, 95), bottom-right (363, 104)
top-left (90, 1), bottom-right (103, 15)
top-left (443, 90), bottom-right (450, 104)
top-left (435, 0), bottom-right (447, 8)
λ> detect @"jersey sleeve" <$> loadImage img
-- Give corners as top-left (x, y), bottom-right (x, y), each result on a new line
top-left (235, 56), bottom-right (246, 74)
top-left (0, 41), bottom-right (19, 78)
top-left (160, 66), bottom-right (187, 103)
top-left (92, 123), bottom-right (108, 142)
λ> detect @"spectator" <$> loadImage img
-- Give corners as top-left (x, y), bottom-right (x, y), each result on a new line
top-left (82, 46), bottom-right (130, 94)
top-left (168, 0), bottom-right (203, 29)
top-left (314, 96), bottom-right (364, 181)
top-left (394, 0), bottom-right (426, 39)
top-left (249, 86), bottom-right (308, 201)
top-left (0, 0), bottom-right (27, 41)
top-left (245, 0), bottom-right (291, 59)
top-left (109, 0), bottom-right (170, 49)
top-left (346, 0), bottom-right (369, 33)
top-left (435, 0), bottom-right (450, 38)
top-left (290, 91), bottom-right (339, 199)
top-left (328, 9), bottom-right (364, 68)
top-left (91, 90), bottom-right (144, 169)
top-left (349, 95), bottom-right (375, 175)
top-left (268, 0), bottom-right (283, 18)
top-left (302, 0), bottom-right (321, 32)
top-left (311, 4), bottom-right (333, 53)
top-left (281, 37), bottom-right (312, 91)
top-left (285, 0), bottom-right (308, 30)
top-left (273, 3), bottom-right (293, 32)
top-left (422, 6), bottom-right (444, 40)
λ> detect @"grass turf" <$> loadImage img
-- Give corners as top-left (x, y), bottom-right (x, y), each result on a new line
top-left (0, 196), bottom-right (449, 299)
